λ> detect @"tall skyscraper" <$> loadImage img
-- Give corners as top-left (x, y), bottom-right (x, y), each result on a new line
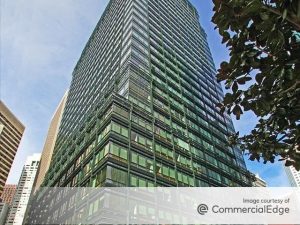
top-left (1, 184), bottom-right (17, 205)
top-left (284, 166), bottom-right (300, 187)
top-left (0, 101), bottom-right (25, 196)
top-left (6, 154), bottom-right (40, 225)
top-left (33, 92), bottom-right (68, 191)
top-left (43, 0), bottom-right (252, 188)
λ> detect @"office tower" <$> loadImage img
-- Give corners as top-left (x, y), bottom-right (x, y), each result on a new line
top-left (33, 92), bottom-right (68, 191)
top-left (6, 154), bottom-right (40, 225)
top-left (284, 166), bottom-right (300, 187)
top-left (253, 174), bottom-right (267, 187)
top-left (43, 0), bottom-right (252, 188)
top-left (0, 202), bottom-right (9, 225)
top-left (0, 101), bottom-right (25, 196)
top-left (1, 184), bottom-right (17, 205)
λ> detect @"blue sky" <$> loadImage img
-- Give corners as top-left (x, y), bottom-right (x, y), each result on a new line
top-left (1, 0), bottom-right (290, 186)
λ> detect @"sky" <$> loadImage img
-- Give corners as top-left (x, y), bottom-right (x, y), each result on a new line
top-left (1, 0), bottom-right (290, 187)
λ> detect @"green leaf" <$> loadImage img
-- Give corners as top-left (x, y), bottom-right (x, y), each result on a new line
top-left (283, 139), bottom-right (294, 144)
top-left (212, 0), bottom-right (300, 167)
top-left (243, 0), bottom-right (262, 15)
top-left (220, 61), bottom-right (229, 70)
top-left (224, 93), bottom-right (234, 105)
top-left (255, 73), bottom-right (264, 84)
top-left (285, 160), bottom-right (294, 167)
top-left (232, 81), bottom-right (238, 93)
top-left (277, 108), bottom-right (286, 116)
top-left (222, 31), bottom-right (231, 43)
top-left (259, 12), bottom-right (269, 20)
top-left (283, 9), bottom-right (288, 20)
top-left (232, 105), bottom-right (243, 120)
top-left (237, 76), bottom-right (252, 84)
top-left (241, 101), bottom-right (251, 111)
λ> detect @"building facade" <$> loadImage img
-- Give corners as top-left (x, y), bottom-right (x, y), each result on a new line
top-left (284, 166), bottom-right (300, 187)
top-left (253, 174), bottom-right (267, 187)
top-left (43, 0), bottom-right (252, 189)
top-left (33, 92), bottom-right (68, 192)
top-left (6, 154), bottom-right (40, 225)
top-left (0, 101), bottom-right (25, 196)
top-left (0, 202), bottom-right (9, 225)
top-left (0, 184), bottom-right (17, 205)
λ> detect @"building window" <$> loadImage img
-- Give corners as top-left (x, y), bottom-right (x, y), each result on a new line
top-left (110, 142), bottom-right (128, 161)
top-left (95, 143), bottom-right (109, 165)
top-left (106, 166), bottom-right (127, 186)
top-left (154, 111), bottom-right (170, 126)
top-left (118, 82), bottom-right (129, 97)
top-left (190, 146), bottom-right (204, 159)
top-left (205, 154), bottom-right (218, 167)
top-left (171, 122), bottom-right (186, 136)
top-left (131, 152), bottom-right (154, 173)
top-left (193, 162), bottom-right (207, 175)
top-left (174, 137), bottom-right (189, 151)
top-left (92, 167), bottom-right (107, 187)
top-left (130, 175), bottom-right (155, 187)
top-left (208, 169), bottom-right (221, 182)
top-left (132, 114), bottom-right (152, 131)
top-left (95, 142), bottom-right (128, 165)
top-left (84, 140), bottom-right (96, 160)
top-left (111, 122), bottom-right (129, 137)
top-left (156, 163), bottom-right (176, 181)
top-left (129, 95), bottom-right (151, 112)
top-left (203, 140), bottom-right (214, 152)
top-left (131, 131), bottom-right (153, 150)
top-left (113, 104), bottom-right (129, 118)
top-left (98, 123), bottom-right (111, 143)
top-left (83, 160), bottom-right (93, 176)
top-left (176, 154), bottom-right (191, 168)
top-left (154, 143), bottom-right (173, 159)
top-left (177, 172), bottom-right (194, 186)
top-left (154, 126), bottom-right (172, 141)
top-left (195, 179), bottom-right (209, 187)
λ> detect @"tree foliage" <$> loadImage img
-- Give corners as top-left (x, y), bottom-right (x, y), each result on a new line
top-left (212, 0), bottom-right (300, 169)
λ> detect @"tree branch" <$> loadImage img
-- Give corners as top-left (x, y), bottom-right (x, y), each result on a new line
top-left (254, 44), bottom-right (273, 57)
top-left (278, 134), bottom-right (288, 142)
top-left (297, 0), bottom-right (300, 18)
top-left (279, 80), bottom-right (300, 95)
top-left (263, 5), bottom-right (300, 30)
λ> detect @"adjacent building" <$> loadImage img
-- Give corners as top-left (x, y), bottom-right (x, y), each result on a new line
top-left (6, 154), bottom-right (40, 225)
top-left (0, 101), bottom-right (25, 196)
top-left (253, 174), bottom-right (267, 187)
top-left (0, 202), bottom-right (9, 225)
top-left (284, 166), bottom-right (300, 187)
top-left (33, 92), bottom-right (68, 192)
top-left (1, 184), bottom-right (17, 205)
top-left (0, 185), bottom-right (16, 225)
top-left (43, 0), bottom-right (252, 189)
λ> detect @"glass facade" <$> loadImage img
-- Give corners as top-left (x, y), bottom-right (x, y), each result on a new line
top-left (43, 0), bottom-right (252, 188)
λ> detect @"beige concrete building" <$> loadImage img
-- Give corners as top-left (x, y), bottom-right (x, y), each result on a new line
top-left (1, 184), bottom-right (17, 205)
top-left (253, 174), bottom-right (267, 187)
top-left (0, 101), bottom-right (25, 197)
top-left (33, 92), bottom-right (68, 190)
